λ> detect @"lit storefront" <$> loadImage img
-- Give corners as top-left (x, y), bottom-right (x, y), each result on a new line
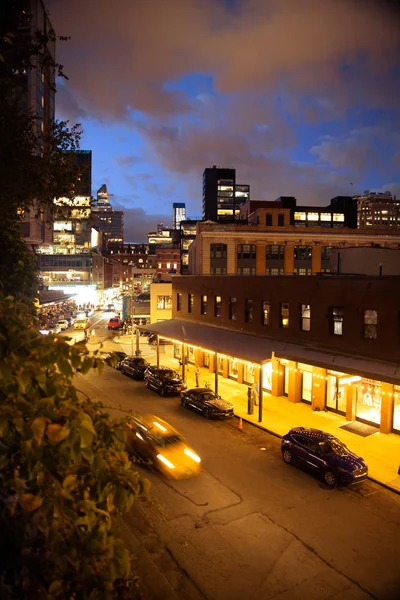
top-left (326, 371), bottom-right (347, 415)
top-left (356, 379), bottom-right (382, 426)
top-left (394, 386), bottom-right (400, 433)
top-left (229, 358), bottom-right (239, 380)
top-left (298, 363), bottom-right (313, 404)
top-left (262, 362), bottom-right (272, 392)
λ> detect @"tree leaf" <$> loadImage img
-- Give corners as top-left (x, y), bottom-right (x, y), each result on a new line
top-left (62, 475), bottom-right (77, 492)
top-left (47, 424), bottom-right (70, 444)
top-left (20, 493), bottom-right (43, 511)
top-left (80, 428), bottom-right (93, 449)
top-left (31, 417), bottom-right (47, 446)
top-left (78, 413), bottom-right (96, 435)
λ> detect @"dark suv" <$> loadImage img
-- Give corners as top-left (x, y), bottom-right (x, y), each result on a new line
top-left (281, 427), bottom-right (368, 488)
top-left (120, 357), bottom-right (150, 380)
top-left (144, 366), bottom-right (186, 396)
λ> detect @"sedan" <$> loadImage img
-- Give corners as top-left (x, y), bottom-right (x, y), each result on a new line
top-left (125, 414), bottom-right (201, 480)
top-left (57, 319), bottom-right (69, 331)
top-left (180, 388), bottom-right (234, 419)
top-left (144, 366), bottom-right (186, 396)
top-left (120, 357), bottom-right (150, 379)
top-left (281, 427), bottom-right (368, 488)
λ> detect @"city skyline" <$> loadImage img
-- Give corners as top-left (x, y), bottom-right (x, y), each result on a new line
top-left (48, 0), bottom-right (400, 242)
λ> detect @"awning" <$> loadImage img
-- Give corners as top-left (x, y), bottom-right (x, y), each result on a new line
top-left (142, 319), bottom-right (400, 385)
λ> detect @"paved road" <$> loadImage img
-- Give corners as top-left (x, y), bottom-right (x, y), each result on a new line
top-left (74, 322), bottom-right (400, 600)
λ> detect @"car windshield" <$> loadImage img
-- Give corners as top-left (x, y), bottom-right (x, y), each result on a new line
top-left (201, 392), bottom-right (217, 401)
top-left (162, 370), bottom-right (178, 379)
top-left (319, 439), bottom-right (349, 456)
top-left (154, 434), bottom-right (182, 448)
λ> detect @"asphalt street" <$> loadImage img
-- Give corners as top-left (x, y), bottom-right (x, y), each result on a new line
top-left (66, 313), bottom-right (400, 600)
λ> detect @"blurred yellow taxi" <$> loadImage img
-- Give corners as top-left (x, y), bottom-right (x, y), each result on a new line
top-left (126, 414), bottom-right (201, 479)
top-left (74, 317), bottom-right (89, 330)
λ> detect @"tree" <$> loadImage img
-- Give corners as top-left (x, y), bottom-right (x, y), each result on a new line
top-left (0, 295), bottom-right (148, 599)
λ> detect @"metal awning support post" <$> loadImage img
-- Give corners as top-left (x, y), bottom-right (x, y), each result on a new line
top-left (181, 342), bottom-right (185, 381)
top-left (214, 352), bottom-right (218, 396)
top-left (156, 336), bottom-right (160, 367)
top-left (258, 364), bottom-right (263, 423)
top-left (135, 327), bottom-right (140, 357)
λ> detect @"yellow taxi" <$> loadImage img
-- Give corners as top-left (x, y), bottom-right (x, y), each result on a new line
top-left (74, 317), bottom-right (89, 330)
top-left (126, 414), bottom-right (201, 479)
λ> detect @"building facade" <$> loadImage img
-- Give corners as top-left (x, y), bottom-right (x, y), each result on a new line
top-left (172, 203), bottom-right (186, 230)
top-left (146, 274), bottom-right (400, 435)
top-left (202, 166), bottom-right (250, 222)
top-left (188, 221), bottom-right (400, 276)
top-left (355, 191), bottom-right (400, 229)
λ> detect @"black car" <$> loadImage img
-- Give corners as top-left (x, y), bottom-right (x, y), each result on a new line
top-left (100, 351), bottom-right (127, 369)
top-left (180, 388), bottom-right (234, 419)
top-left (144, 366), bottom-right (186, 396)
top-left (281, 427), bottom-right (368, 488)
top-left (120, 357), bottom-right (150, 379)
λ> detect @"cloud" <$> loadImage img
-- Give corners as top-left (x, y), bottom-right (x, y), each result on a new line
top-left (111, 200), bottom-right (171, 242)
top-left (114, 155), bottom-right (142, 167)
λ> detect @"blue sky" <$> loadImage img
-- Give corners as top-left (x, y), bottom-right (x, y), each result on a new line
top-left (49, 0), bottom-right (400, 242)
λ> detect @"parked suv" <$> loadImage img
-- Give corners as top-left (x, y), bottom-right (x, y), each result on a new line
top-left (281, 427), bottom-right (368, 488)
top-left (120, 357), bottom-right (150, 380)
top-left (144, 366), bottom-right (186, 396)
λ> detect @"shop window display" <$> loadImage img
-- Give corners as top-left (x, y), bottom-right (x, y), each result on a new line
top-left (393, 387), bottom-right (400, 432)
top-left (356, 379), bottom-right (381, 425)
top-left (244, 362), bottom-right (255, 384)
top-left (229, 359), bottom-right (238, 379)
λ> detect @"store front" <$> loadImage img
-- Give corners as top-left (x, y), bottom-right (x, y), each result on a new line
top-left (243, 362), bottom-right (256, 385)
top-left (229, 358), bottom-right (239, 380)
top-left (298, 363), bottom-right (313, 404)
top-left (262, 361), bottom-right (272, 392)
top-left (326, 371), bottom-right (347, 414)
top-left (356, 379), bottom-right (382, 426)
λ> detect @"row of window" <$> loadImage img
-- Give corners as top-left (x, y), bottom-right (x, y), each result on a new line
top-left (210, 244), bottom-right (332, 261)
top-left (176, 293), bottom-right (378, 339)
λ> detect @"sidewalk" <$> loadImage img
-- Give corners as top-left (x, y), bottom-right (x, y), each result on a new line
top-left (104, 335), bottom-right (400, 494)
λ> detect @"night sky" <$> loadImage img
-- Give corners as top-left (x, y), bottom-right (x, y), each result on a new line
top-left (48, 0), bottom-right (400, 242)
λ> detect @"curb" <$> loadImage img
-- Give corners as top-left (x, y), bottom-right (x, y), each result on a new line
top-left (233, 414), bottom-right (400, 496)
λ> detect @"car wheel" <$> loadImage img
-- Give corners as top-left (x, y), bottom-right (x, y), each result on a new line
top-left (204, 408), bottom-right (211, 419)
top-left (181, 398), bottom-right (188, 408)
top-left (121, 368), bottom-right (126, 375)
top-left (323, 469), bottom-right (337, 488)
top-left (282, 449), bottom-right (293, 464)
top-left (160, 387), bottom-right (166, 397)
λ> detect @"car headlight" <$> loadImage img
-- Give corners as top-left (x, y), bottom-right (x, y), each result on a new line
top-left (184, 448), bottom-right (201, 463)
top-left (157, 454), bottom-right (175, 469)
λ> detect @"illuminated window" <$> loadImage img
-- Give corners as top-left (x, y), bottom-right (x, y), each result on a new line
top-left (262, 301), bottom-right (270, 326)
top-left (214, 295), bottom-right (221, 318)
top-left (166, 263), bottom-right (171, 269)
top-left (280, 303), bottom-right (289, 328)
top-left (177, 293), bottom-right (182, 311)
top-left (301, 304), bottom-right (311, 331)
top-left (188, 294), bottom-right (194, 313)
top-left (294, 212), bottom-right (306, 221)
top-left (201, 294), bottom-right (207, 315)
top-left (173, 263), bottom-right (177, 269)
top-left (157, 263), bottom-right (162, 269)
top-left (157, 296), bottom-right (172, 310)
top-left (307, 213), bottom-right (319, 221)
top-left (364, 309), bottom-right (377, 339)
top-left (331, 306), bottom-right (344, 335)
top-left (333, 213), bottom-right (345, 222)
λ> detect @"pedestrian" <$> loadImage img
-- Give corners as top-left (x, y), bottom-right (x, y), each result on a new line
top-left (195, 365), bottom-right (201, 387)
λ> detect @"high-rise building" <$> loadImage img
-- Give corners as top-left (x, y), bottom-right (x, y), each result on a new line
top-left (4, 0), bottom-right (57, 247)
top-left (202, 166), bottom-right (250, 222)
top-left (91, 184), bottom-right (124, 248)
top-left (172, 202), bottom-right (186, 229)
top-left (355, 191), bottom-right (400, 229)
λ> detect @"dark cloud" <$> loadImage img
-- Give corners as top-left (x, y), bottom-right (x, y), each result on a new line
top-left (114, 155), bottom-right (142, 167)
top-left (111, 200), bottom-right (171, 242)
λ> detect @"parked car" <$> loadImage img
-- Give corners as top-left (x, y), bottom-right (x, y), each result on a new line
top-left (180, 388), bottom-right (234, 419)
top-left (125, 414), bottom-right (201, 479)
top-left (120, 357), bottom-right (150, 379)
top-left (148, 334), bottom-right (172, 346)
top-left (281, 427), bottom-right (368, 488)
top-left (107, 317), bottom-right (122, 330)
top-left (57, 319), bottom-right (69, 331)
top-left (144, 366), bottom-right (186, 396)
top-left (99, 351), bottom-right (127, 369)
top-left (113, 351), bottom-right (128, 369)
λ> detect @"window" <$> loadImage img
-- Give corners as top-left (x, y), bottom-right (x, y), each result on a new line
top-left (210, 243), bottom-right (227, 258)
top-left (157, 296), bottom-right (172, 310)
top-left (177, 293), bottom-right (182, 311)
top-left (307, 212), bottom-right (319, 222)
top-left (266, 245), bottom-right (284, 260)
top-left (245, 299), bottom-right (254, 323)
top-left (294, 246), bottom-right (312, 260)
top-left (157, 263), bottom-right (162, 269)
top-left (215, 295), bottom-right (221, 318)
top-left (229, 297), bottom-right (237, 320)
top-left (280, 303), bottom-right (289, 328)
top-left (301, 304), bottom-right (311, 331)
top-left (266, 214), bottom-right (273, 226)
top-left (262, 301), bottom-right (270, 326)
top-left (331, 306), bottom-right (344, 335)
top-left (333, 213), bottom-right (345, 222)
top-left (237, 267), bottom-right (256, 275)
top-left (277, 213), bottom-right (285, 226)
top-left (237, 244), bottom-right (256, 259)
top-left (201, 294), bottom-right (207, 315)
top-left (188, 294), bottom-right (194, 313)
top-left (294, 212), bottom-right (306, 221)
top-left (320, 213), bottom-right (332, 222)
top-left (364, 309), bottom-right (377, 339)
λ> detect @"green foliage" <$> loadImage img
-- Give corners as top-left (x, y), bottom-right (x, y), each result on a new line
top-left (0, 223), bottom-right (39, 303)
top-left (0, 295), bottom-right (148, 599)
